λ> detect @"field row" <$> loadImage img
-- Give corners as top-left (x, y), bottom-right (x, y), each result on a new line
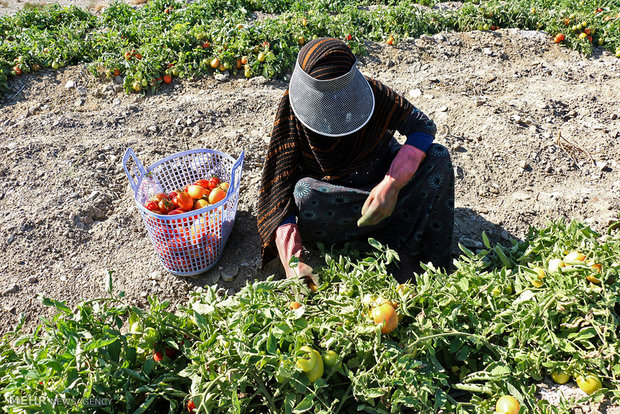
top-left (1, 0), bottom-right (619, 94)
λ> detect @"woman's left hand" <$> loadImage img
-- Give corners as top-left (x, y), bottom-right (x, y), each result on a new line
top-left (357, 176), bottom-right (400, 227)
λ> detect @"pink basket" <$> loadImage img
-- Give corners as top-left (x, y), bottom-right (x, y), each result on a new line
top-left (123, 148), bottom-right (244, 276)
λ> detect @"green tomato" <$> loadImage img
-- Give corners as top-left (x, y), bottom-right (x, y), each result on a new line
top-left (491, 286), bottom-right (502, 297)
top-left (51, 61), bottom-right (60, 69)
top-left (322, 350), bottom-right (341, 368)
top-left (575, 373), bottom-right (602, 394)
top-left (142, 327), bottom-right (159, 346)
top-left (551, 370), bottom-right (570, 384)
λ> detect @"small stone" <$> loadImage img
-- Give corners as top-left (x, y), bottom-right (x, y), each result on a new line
top-left (611, 114), bottom-right (618, 120)
top-left (512, 191), bottom-right (531, 201)
top-left (489, 186), bottom-right (500, 194)
top-left (240, 262), bottom-right (250, 267)
top-left (148, 125), bottom-right (159, 133)
top-left (459, 237), bottom-right (483, 250)
top-left (483, 48), bottom-right (493, 55)
top-left (227, 288), bottom-right (236, 296)
top-left (27, 276), bottom-right (38, 284)
top-left (519, 161), bottom-right (530, 170)
top-left (60, 275), bottom-right (67, 282)
top-left (112, 98), bottom-right (121, 106)
top-left (475, 97), bottom-right (486, 107)
top-left (409, 88), bottom-right (422, 99)
top-left (75, 98), bottom-right (85, 107)
top-left (149, 271), bottom-right (162, 280)
top-left (385, 58), bottom-right (395, 68)
top-left (221, 266), bottom-right (239, 282)
top-left (438, 105), bottom-right (448, 112)
top-left (214, 72), bottom-right (229, 81)
top-left (500, 230), bottom-right (511, 240)
top-left (512, 114), bottom-right (522, 123)
top-left (432, 34), bottom-right (446, 42)
top-left (114, 75), bottom-right (123, 84)
top-left (2, 284), bottom-right (18, 295)
top-left (7, 234), bottom-right (14, 243)
top-left (113, 85), bottom-right (123, 93)
top-left (597, 161), bottom-right (609, 171)
top-left (76, 86), bottom-right (88, 96)
top-left (65, 80), bottom-right (76, 89)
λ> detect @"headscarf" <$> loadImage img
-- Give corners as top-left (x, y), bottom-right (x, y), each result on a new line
top-left (257, 37), bottom-right (414, 266)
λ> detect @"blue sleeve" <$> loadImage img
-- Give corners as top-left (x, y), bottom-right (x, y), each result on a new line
top-left (405, 132), bottom-right (434, 153)
top-left (279, 213), bottom-right (297, 226)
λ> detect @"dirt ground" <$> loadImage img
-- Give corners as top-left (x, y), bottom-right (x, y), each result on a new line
top-left (0, 0), bottom-right (619, 411)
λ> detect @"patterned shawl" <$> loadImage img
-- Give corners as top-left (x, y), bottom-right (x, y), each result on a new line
top-left (257, 38), bottom-right (414, 266)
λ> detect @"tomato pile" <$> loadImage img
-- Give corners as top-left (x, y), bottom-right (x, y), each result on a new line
top-left (1, 0), bottom-right (619, 95)
top-left (143, 176), bottom-right (229, 215)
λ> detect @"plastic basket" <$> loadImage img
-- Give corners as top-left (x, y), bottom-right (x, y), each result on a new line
top-left (123, 147), bottom-right (244, 276)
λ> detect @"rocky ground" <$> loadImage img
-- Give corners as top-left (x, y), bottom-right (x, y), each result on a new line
top-left (0, 1), bottom-right (619, 411)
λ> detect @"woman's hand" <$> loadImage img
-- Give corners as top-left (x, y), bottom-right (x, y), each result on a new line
top-left (357, 176), bottom-right (400, 227)
top-left (357, 144), bottom-right (425, 227)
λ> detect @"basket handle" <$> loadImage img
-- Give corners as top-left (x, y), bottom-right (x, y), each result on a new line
top-left (228, 150), bottom-right (245, 196)
top-left (123, 148), bottom-right (148, 193)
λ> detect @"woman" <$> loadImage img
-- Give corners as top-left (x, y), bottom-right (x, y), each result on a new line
top-left (257, 37), bottom-right (454, 283)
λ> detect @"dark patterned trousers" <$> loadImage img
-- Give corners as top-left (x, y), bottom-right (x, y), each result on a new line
top-left (293, 143), bottom-right (454, 279)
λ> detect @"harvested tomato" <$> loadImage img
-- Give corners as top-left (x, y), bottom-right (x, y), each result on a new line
top-left (145, 201), bottom-right (160, 213)
top-left (219, 182), bottom-right (230, 192)
top-left (194, 179), bottom-right (210, 189)
top-left (207, 176), bottom-right (221, 190)
top-left (167, 208), bottom-right (186, 215)
top-left (151, 193), bottom-right (168, 203)
top-left (495, 395), bottom-right (519, 414)
top-left (187, 185), bottom-right (209, 200)
top-left (193, 199), bottom-right (209, 210)
top-left (158, 199), bottom-right (175, 214)
top-left (174, 191), bottom-right (194, 211)
top-left (208, 187), bottom-right (226, 204)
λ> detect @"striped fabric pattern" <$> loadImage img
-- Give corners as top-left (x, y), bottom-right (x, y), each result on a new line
top-left (257, 38), bottom-right (415, 267)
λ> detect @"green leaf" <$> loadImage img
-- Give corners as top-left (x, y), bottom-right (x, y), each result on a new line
top-left (293, 394), bottom-right (314, 412)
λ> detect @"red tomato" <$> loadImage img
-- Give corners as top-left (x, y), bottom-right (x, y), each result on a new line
top-left (194, 179), bottom-right (210, 189)
top-left (174, 191), bottom-right (194, 210)
top-left (168, 190), bottom-right (179, 203)
top-left (163, 74), bottom-right (172, 84)
top-left (134, 52), bottom-right (143, 60)
top-left (151, 193), bottom-right (168, 203)
top-left (164, 347), bottom-right (177, 359)
top-left (145, 201), bottom-right (160, 213)
top-left (124, 51), bottom-right (132, 60)
top-left (345, 34), bottom-right (352, 41)
top-left (158, 199), bottom-right (175, 214)
top-left (167, 208), bottom-right (186, 215)
top-left (113, 68), bottom-right (121, 76)
top-left (554, 33), bottom-right (566, 43)
top-left (187, 185), bottom-right (209, 200)
top-left (187, 400), bottom-right (196, 413)
top-left (153, 350), bottom-right (164, 362)
top-left (207, 176), bottom-right (221, 190)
